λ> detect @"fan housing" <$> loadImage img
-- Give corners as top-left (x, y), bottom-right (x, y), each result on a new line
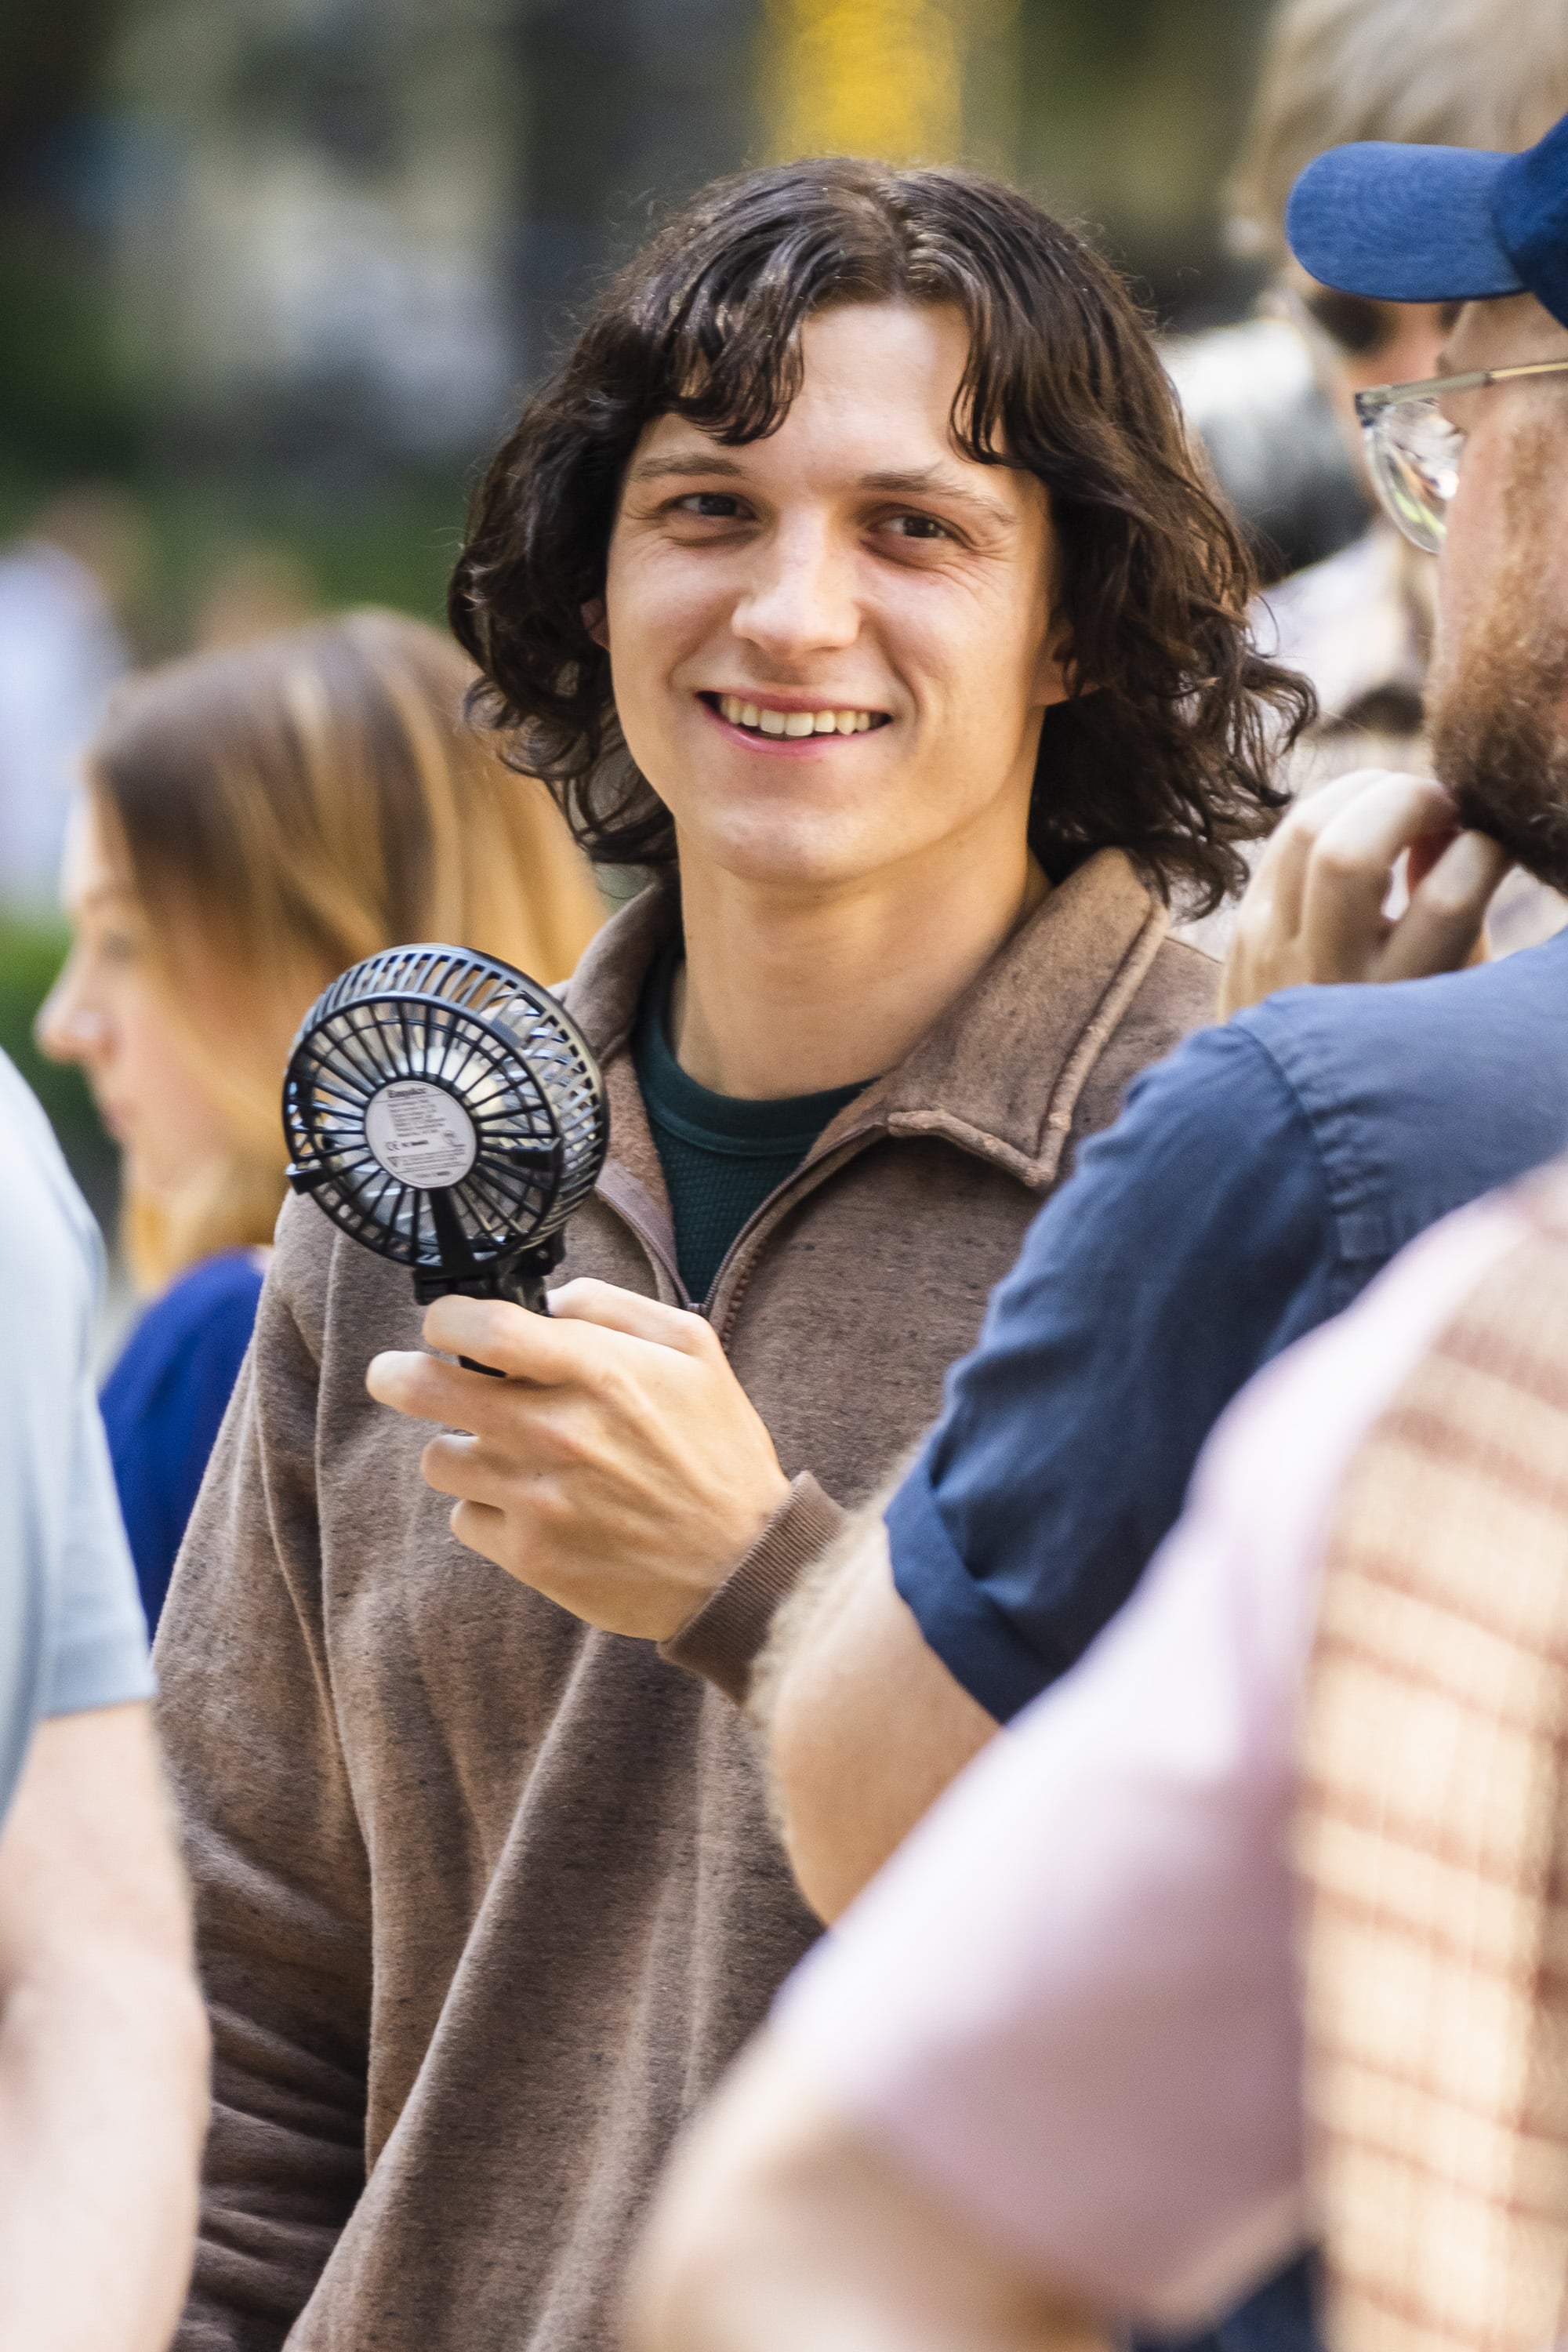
top-left (283, 943), bottom-right (608, 1313)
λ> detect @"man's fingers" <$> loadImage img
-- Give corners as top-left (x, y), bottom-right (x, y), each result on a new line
top-left (1299, 775), bottom-right (1459, 980)
top-left (418, 1287), bottom-right (713, 1385)
top-left (366, 1346), bottom-right (507, 1430)
top-left (366, 1319), bottom-right (593, 1428)
top-left (1249, 769), bottom-right (1396, 940)
top-left (1377, 831), bottom-right (1512, 983)
top-left (1406, 826), bottom-right (1460, 895)
top-left (1307, 774), bottom-right (1457, 878)
top-left (547, 1278), bottom-right (715, 1357)
top-left (371, 1289), bottom-right (702, 1432)
top-left (419, 1295), bottom-right (614, 1385)
top-left (448, 1495), bottom-right (509, 1569)
top-left (421, 1428), bottom-right (525, 1503)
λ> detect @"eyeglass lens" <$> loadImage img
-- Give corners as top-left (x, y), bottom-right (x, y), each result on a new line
top-left (1365, 397), bottom-right (1464, 554)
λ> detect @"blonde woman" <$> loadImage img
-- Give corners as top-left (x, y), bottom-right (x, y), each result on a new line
top-left (37, 607), bottom-right (603, 1628)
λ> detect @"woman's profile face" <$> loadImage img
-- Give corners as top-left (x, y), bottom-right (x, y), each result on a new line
top-left (36, 795), bottom-right (233, 1210)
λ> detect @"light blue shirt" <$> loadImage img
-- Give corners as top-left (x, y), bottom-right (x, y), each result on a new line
top-left (0, 1051), bottom-right (152, 1823)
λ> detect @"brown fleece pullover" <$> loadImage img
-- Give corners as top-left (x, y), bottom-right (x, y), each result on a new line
top-left (158, 852), bottom-right (1215, 2351)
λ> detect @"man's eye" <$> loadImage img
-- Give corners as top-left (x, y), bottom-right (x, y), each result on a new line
top-left (886, 513), bottom-right (953, 542)
top-left (676, 492), bottom-right (746, 520)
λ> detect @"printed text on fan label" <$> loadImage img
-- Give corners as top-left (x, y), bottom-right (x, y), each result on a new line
top-left (365, 1082), bottom-right (478, 1188)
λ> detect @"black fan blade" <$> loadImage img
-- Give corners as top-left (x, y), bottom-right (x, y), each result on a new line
top-left (285, 1159), bottom-right (334, 1195)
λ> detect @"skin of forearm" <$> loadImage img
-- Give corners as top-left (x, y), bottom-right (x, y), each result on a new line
top-left (0, 1708), bottom-right (209, 2352)
top-left (753, 1489), bottom-right (996, 1922)
top-left (0, 1951), bottom-right (209, 2350)
top-left (627, 2046), bottom-right (1108, 2352)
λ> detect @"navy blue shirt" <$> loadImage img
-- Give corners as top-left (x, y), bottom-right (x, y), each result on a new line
top-left (890, 927), bottom-right (1568, 1724)
top-left (101, 1250), bottom-right (264, 1632)
top-left (887, 931), bottom-right (1568, 2352)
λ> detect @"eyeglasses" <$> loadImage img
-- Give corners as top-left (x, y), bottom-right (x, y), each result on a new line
top-left (1356, 359), bottom-right (1568, 554)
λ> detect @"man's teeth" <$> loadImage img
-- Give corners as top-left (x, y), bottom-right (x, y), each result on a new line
top-left (717, 696), bottom-right (878, 737)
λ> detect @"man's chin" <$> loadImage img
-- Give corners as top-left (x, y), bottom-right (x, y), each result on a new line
top-left (1446, 779), bottom-right (1568, 897)
top-left (1430, 623), bottom-right (1568, 895)
top-left (687, 815), bottom-right (900, 895)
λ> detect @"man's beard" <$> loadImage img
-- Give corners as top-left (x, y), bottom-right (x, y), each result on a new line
top-left (1429, 518), bottom-right (1568, 895)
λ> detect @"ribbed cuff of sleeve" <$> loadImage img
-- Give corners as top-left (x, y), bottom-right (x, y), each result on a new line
top-left (659, 1472), bottom-right (848, 1706)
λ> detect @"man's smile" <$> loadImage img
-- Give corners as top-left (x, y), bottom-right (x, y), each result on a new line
top-left (698, 691), bottom-right (893, 745)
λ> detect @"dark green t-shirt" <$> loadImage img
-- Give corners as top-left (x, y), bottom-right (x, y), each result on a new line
top-left (633, 955), bottom-right (868, 1303)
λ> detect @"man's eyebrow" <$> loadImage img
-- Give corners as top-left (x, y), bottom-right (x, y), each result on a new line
top-left (625, 452), bottom-right (748, 484)
top-left (858, 466), bottom-right (1015, 524)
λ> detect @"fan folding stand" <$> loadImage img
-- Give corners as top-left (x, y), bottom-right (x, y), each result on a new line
top-left (283, 946), bottom-right (609, 1362)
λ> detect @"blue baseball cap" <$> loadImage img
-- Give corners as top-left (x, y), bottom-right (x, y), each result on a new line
top-left (1286, 106), bottom-right (1568, 330)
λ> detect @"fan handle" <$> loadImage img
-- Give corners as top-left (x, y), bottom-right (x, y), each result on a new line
top-left (413, 1233), bottom-right (565, 1377)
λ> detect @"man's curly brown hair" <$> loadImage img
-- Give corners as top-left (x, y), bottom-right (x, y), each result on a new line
top-left (450, 158), bottom-right (1313, 916)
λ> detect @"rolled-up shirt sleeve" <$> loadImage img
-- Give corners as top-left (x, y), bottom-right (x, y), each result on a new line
top-left (42, 1362), bottom-right (153, 1719)
top-left (887, 1022), bottom-right (1336, 1720)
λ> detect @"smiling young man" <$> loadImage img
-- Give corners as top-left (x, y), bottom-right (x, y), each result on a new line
top-left (153, 162), bottom-right (1305, 2352)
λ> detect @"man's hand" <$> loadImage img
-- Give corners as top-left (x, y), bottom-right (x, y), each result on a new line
top-left (366, 1279), bottom-right (792, 1640)
top-left (1219, 769), bottom-right (1510, 1018)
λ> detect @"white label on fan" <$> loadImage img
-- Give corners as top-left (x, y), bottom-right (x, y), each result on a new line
top-left (364, 1082), bottom-right (477, 1188)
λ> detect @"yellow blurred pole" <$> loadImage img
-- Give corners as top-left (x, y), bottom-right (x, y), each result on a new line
top-left (762, 0), bottom-right (974, 164)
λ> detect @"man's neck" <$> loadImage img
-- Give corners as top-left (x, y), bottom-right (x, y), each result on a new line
top-left (669, 833), bottom-right (1048, 1100)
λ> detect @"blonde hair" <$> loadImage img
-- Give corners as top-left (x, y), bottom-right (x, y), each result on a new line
top-left (89, 608), bottom-right (605, 1292)
top-left (1229, 0), bottom-right (1568, 259)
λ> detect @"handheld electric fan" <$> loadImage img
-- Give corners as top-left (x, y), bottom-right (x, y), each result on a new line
top-left (282, 946), bottom-right (609, 1348)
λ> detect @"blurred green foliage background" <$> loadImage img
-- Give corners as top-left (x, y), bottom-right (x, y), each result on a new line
top-left (0, 0), bottom-right (1273, 639)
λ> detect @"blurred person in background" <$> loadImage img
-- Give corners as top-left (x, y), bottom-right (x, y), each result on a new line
top-left (37, 608), bottom-right (603, 1631)
top-left (189, 543), bottom-right (320, 652)
top-left (0, 1041), bottom-right (208, 2350)
top-left (0, 485), bottom-right (143, 912)
top-left (1176, 0), bottom-right (1568, 957)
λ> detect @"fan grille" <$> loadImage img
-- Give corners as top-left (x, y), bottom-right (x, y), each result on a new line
top-left (283, 945), bottom-right (608, 1277)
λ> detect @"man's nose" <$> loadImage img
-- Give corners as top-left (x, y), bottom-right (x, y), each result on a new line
top-left (731, 521), bottom-right (859, 661)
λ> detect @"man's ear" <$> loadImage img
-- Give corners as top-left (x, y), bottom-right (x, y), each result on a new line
top-left (1033, 615), bottom-right (1079, 712)
top-left (583, 598), bottom-right (609, 650)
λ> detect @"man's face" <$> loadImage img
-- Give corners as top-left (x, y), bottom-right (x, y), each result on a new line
top-left (600, 302), bottom-right (1066, 892)
top-left (1426, 293), bottom-right (1568, 887)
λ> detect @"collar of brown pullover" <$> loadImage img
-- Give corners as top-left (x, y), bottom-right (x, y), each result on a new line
top-left (562, 849), bottom-right (1189, 1704)
top-left (570, 845), bottom-right (1176, 1318)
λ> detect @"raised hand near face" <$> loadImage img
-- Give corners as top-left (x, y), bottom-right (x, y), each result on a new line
top-left (365, 1280), bottom-right (793, 1640)
top-left (1218, 768), bottom-right (1511, 1019)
